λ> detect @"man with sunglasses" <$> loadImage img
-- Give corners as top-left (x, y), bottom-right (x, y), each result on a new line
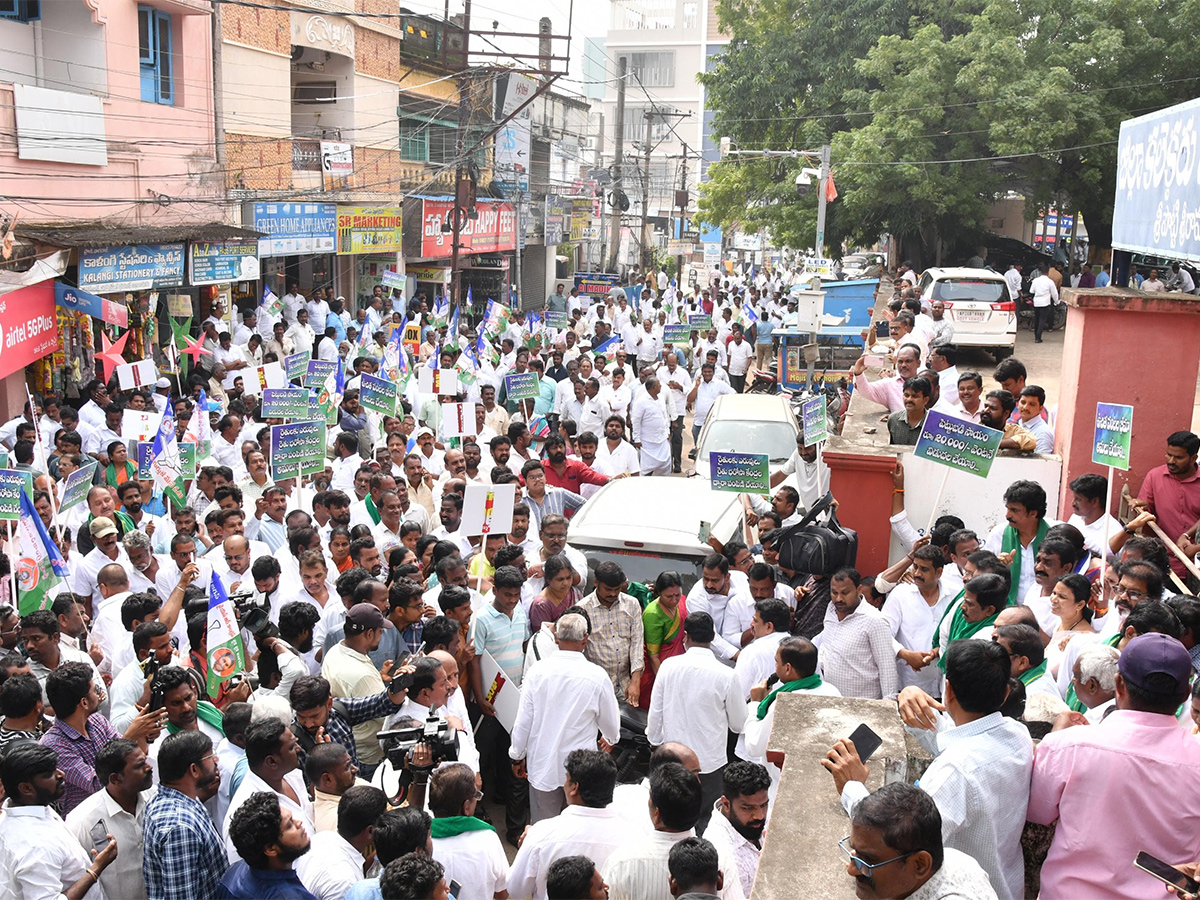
top-left (837, 782), bottom-right (997, 899)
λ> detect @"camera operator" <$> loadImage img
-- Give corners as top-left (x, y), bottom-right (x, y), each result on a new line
top-left (109, 621), bottom-right (177, 731)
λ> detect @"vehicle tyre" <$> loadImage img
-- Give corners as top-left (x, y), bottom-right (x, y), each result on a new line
top-left (992, 346), bottom-right (1014, 362)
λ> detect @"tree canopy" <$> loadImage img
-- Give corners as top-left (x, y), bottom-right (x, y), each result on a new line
top-left (697, 0), bottom-right (1200, 263)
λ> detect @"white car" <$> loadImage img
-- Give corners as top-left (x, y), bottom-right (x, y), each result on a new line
top-left (568, 478), bottom-right (745, 593)
top-left (916, 266), bottom-right (1016, 361)
top-left (694, 393), bottom-right (799, 483)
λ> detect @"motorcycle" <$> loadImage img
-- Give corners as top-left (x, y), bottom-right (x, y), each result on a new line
top-left (610, 701), bottom-right (652, 784)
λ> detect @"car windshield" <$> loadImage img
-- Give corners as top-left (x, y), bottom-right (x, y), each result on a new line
top-left (581, 548), bottom-right (704, 595)
top-left (701, 420), bottom-right (796, 464)
top-left (931, 278), bottom-right (1007, 303)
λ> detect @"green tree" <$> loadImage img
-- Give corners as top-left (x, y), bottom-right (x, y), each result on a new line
top-left (699, 0), bottom-right (1200, 263)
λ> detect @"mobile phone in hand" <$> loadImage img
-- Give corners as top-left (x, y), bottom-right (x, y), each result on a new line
top-left (90, 820), bottom-right (109, 853)
top-left (848, 723), bottom-right (883, 764)
top-left (1135, 851), bottom-right (1200, 894)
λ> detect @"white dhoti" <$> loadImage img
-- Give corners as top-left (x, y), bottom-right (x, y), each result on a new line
top-left (639, 439), bottom-right (671, 476)
top-left (633, 392), bottom-right (675, 477)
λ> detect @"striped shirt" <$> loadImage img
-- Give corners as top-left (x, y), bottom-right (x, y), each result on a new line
top-left (579, 592), bottom-right (645, 697)
top-left (472, 601), bottom-right (531, 686)
top-left (524, 486), bottom-right (586, 529)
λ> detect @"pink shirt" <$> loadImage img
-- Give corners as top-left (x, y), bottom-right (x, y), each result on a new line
top-left (1027, 709), bottom-right (1200, 899)
top-left (1138, 464), bottom-right (1200, 573)
top-left (852, 372), bottom-right (905, 412)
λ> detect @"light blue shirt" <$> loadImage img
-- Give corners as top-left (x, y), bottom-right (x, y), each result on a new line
top-left (326, 312), bottom-right (347, 344)
top-left (344, 878), bottom-right (382, 900)
top-left (1095, 271), bottom-right (1110, 287)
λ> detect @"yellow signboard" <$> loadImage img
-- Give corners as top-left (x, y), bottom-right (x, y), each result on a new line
top-left (336, 206), bottom-right (402, 255)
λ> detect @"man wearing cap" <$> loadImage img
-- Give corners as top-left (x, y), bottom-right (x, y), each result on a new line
top-left (153, 377), bottom-right (172, 413)
top-left (1027, 633), bottom-right (1200, 899)
top-left (321, 603), bottom-right (390, 776)
top-left (72, 516), bottom-right (133, 610)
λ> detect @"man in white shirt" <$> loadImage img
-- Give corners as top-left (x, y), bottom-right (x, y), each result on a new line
top-left (686, 554), bottom-right (755, 663)
top-left (510, 614), bottom-right (621, 823)
top-left (769, 433), bottom-right (830, 513)
top-left (733, 599), bottom-right (792, 700)
top-left (824, 639), bottom-right (1032, 900)
top-left (656, 352), bottom-right (693, 473)
top-left (725, 330), bottom-right (755, 393)
top-left (648, 611), bottom-right (746, 836)
top-left (1065, 472), bottom-right (1119, 557)
top-left (286, 308), bottom-right (317, 356)
top-left (1003, 264), bottom-right (1023, 303)
top-left (928, 343), bottom-right (960, 406)
top-left (687, 363), bottom-right (736, 444)
top-left (595, 416), bottom-right (640, 477)
top-left (329, 432), bottom-right (365, 495)
top-left (815, 568), bottom-right (900, 700)
top-left (296, 784), bottom-right (386, 900)
top-left (213, 332), bottom-right (248, 390)
top-left (881, 546), bottom-right (958, 697)
top-left (1028, 265), bottom-right (1059, 343)
top-left (508, 749), bottom-right (629, 900)
top-left (429, 763), bottom-right (510, 900)
top-left (632, 378), bottom-right (674, 476)
top-left (282, 281), bottom-right (306, 325)
top-left (702, 761), bottom-right (771, 899)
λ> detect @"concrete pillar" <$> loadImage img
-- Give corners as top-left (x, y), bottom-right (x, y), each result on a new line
top-left (824, 450), bottom-right (898, 575)
top-left (1056, 287), bottom-right (1200, 515)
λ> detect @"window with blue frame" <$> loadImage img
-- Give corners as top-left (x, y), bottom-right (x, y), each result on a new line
top-left (0, 0), bottom-right (41, 23)
top-left (138, 6), bottom-right (173, 105)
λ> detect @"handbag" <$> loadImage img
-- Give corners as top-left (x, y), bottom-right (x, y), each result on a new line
top-left (773, 491), bottom-right (858, 576)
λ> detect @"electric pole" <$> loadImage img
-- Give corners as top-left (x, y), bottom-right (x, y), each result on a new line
top-left (676, 144), bottom-right (689, 285)
top-left (640, 112), bottom-right (653, 272)
top-left (815, 143), bottom-right (830, 258)
top-left (449, 0), bottom-right (473, 324)
top-left (607, 56), bottom-right (626, 274)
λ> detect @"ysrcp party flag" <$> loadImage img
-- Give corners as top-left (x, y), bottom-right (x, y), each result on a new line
top-left (183, 388), bottom-right (212, 460)
top-left (149, 403), bottom-right (187, 510)
top-left (206, 569), bottom-right (246, 700)
top-left (383, 319), bottom-right (410, 389)
top-left (14, 489), bottom-right (69, 615)
top-left (317, 359), bottom-right (344, 426)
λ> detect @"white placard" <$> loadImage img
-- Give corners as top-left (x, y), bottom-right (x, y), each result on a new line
top-left (443, 402), bottom-right (477, 438)
top-left (121, 410), bottom-right (158, 442)
top-left (474, 647), bottom-right (522, 733)
top-left (460, 482), bottom-right (517, 537)
top-left (116, 358), bottom-right (157, 390)
top-left (244, 361), bottom-right (287, 395)
top-left (417, 366), bottom-right (459, 396)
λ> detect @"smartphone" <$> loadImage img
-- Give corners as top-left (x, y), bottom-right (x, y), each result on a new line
top-left (90, 820), bottom-right (109, 853)
top-left (697, 521), bottom-right (712, 543)
top-left (875, 320), bottom-right (889, 339)
top-left (1135, 851), bottom-right (1200, 894)
top-left (449, 880), bottom-right (463, 898)
top-left (848, 723), bottom-right (883, 764)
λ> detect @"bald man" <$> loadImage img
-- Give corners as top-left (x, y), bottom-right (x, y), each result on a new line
top-left (609, 741), bottom-right (701, 833)
top-left (428, 648), bottom-right (481, 772)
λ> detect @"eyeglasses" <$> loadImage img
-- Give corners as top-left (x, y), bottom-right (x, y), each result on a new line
top-left (474, 790), bottom-right (484, 801)
top-left (1115, 586), bottom-right (1148, 602)
top-left (837, 837), bottom-right (916, 875)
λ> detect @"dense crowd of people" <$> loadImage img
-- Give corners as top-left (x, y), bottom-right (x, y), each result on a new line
top-left (0, 265), bottom-right (1198, 900)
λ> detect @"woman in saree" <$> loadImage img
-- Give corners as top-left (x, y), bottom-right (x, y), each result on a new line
top-left (639, 570), bottom-right (688, 710)
top-left (104, 440), bottom-right (136, 487)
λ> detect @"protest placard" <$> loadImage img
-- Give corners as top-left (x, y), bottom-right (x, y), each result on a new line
top-left (304, 359), bottom-right (337, 388)
top-left (662, 324), bottom-right (692, 345)
top-left (1093, 403), bottom-right (1134, 470)
top-left (121, 410), bottom-right (158, 443)
top-left (689, 313), bottom-right (712, 330)
top-left (116, 359), bottom-right (157, 391)
top-left (269, 420), bottom-right (328, 481)
top-left (417, 367), bottom-right (459, 396)
top-left (443, 402), bottom-right (477, 438)
top-left (802, 396), bottom-right (829, 446)
top-left (58, 462), bottom-right (97, 512)
top-left (261, 388), bottom-right (310, 419)
top-left (913, 410), bottom-right (1003, 478)
top-left (504, 372), bottom-right (541, 401)
top-left (137, 442), bottom-right (153, 478)
top-left (359, 373), bottom-right (397, 416)
top-left (461, 482), bottom-right (517, 536)
top-left (0, 470), bottom-right (31, 520)
top-left (285, 351), bottom-right (311, 381)
top-left (710, 452), bottom-right (771, 494)
top-left (244, 361), bottom-right (286, 395)
top-left (478, 648), bottom-right (521, 732)
top-left (545, 310), bottom-right (569, 329)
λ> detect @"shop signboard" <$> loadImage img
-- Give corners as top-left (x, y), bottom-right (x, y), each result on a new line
top-left (336, 207), bottom-right (402, 255)
top-left (570, 198), bottom-right (592, 241)
top-left (573, 273), bottom-right (621, 297)
top-left (406, 266), bottom-right (451, 285)
top-left (78, 244), bottom-right (185, 294)
top-left (0, 281), bottom-right (60, 380)
top-left (251, 202), bottom-right (337, 257)
top-left (189, 241), bottom-right (261, 286)
top-left (321, 141), bottom-right (354, 191)
top-left (420, 199), bottom-right (516, 257)
top-left (544, 195), bottom-right (572, 246)
top-left (53, 282), bottom-right (128, 328)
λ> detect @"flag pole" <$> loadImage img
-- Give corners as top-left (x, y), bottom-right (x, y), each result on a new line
top-left (25, 388), bottom-right (62, 538)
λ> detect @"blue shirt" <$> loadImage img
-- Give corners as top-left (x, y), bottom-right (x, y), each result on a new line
top-left (326, 312), bottom-right (347, 344)
top-left (345, 878), bottom-right (383, 900)
top-left (144, 785), bottom-right (229, 900)
top-left (217, 862), bottom-right (318, 900)
top-left (755, 319), bottom-right (775, 344)
top-left (1095, 271), bottom-right (1111, 287)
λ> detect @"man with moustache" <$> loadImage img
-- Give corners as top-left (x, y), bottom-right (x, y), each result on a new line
top-left (701, 761), bottom-right (771, 897)
top-left (977, 390), bottom-right (1036, 452)
top-left (543, 434), bottom-right (609, 494)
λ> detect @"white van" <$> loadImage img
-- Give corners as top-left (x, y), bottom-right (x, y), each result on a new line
top-left (916, 266), bottom-right (1017, 361)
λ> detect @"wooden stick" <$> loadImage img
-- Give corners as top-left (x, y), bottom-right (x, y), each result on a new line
top-left (1146, 518), bottom-right (1200, 585)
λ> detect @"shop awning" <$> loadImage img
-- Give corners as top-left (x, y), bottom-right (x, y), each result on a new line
top-left (16, 222), bottom-right (264, 249)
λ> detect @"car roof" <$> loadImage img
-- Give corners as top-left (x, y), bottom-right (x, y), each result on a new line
top-left (568, 478), bottom-right (743, 554)
top-left (706, 393), bottom-right (796, 424)
top-left (921, 267), bottom-right (1007, 281)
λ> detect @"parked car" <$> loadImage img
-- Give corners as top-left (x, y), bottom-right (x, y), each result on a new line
top-left (841, 252), bottom-right (887, 279)
top-left (693, 393), bottom-right (799, 482)
top-left (567, 478), bottom-right (745, 594)
top-left (915, 266), bottom-right (1017, 361)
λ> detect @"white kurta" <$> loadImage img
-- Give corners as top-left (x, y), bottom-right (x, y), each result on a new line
top-left (633, 391), bottom-right (674, 475)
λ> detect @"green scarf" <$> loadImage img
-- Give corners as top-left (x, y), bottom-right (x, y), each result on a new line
top-left (364, 494), bottom-right (381, 526)
top-left (930, 590), bottom-right (966, 651)
top-left (756, 674), bottom-right (823, 720)
top-left (1065, 633), bottom-right (1121, 712)
top-left (1019, 660), bottom-right (1048, 687)
top-left (936, 607), bottom-right (999, 671)
top-left (1001, 518), bottom-right (1049, 606)
top-left (167, 700), bottom-right (225, 736)
top-left (430, 816), bottom-right (496, 839)
top-left (88, 509), bottom-right (136, 536)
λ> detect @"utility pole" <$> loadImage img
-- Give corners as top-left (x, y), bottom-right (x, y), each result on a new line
top-left (640, 112), bottom-right (653, 272)
top-left (449, 0), bottom-right (473, 324)
top-left (815, 143), bottom-right (830, 258)
top-left (676, 144), bottom-right (689, 286)
top-left (607, 56), bottom-right (626, 274)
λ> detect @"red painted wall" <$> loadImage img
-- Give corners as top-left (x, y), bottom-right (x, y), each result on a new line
top-left (825, 451), bottom-right (898, 576)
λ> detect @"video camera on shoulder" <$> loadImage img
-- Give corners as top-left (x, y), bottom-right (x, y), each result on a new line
top-left (230, 589), bottom-right (278, 640)
top-left (378, 712), bottom-right (459, 771)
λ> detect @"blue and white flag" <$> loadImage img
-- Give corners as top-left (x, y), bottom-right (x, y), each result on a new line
top-left (149, 402), bottom-right (187, 511)
top-left (14, 490), bottom-right (69, 616)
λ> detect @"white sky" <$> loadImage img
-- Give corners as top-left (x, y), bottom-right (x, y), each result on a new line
top-left (400, 0), bottom-right (610, 97)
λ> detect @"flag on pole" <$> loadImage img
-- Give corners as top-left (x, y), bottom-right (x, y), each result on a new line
top-left (593, 335), bottom-right (620, 363)
top-left (149, 402), bottom-right (187, 510)
top-left (742, 302), bottom-right (759, 325)
top-left (483, 298), bottom-right (510, 336)
top-left (449, 292), bottom-right (463, 340)
top-left (205, 569), bottom-right (247, 700)
top-left (183, 389), bottom-right (212, 460)
top-left (318, 359), bottom-right (344, 426)
top-left (383, 321), bottom-right (410, 390)
top-left (14, 490), bottom-right (69, 615)
top-left (262, 284), bottom-right (284, 317)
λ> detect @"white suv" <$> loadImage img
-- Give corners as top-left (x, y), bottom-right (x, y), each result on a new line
top-left (916, 266), bottom-right (1016, 361)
